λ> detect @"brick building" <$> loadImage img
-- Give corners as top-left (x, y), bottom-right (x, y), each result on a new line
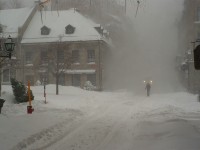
top-left (0, 6), bottom-right (111, 90)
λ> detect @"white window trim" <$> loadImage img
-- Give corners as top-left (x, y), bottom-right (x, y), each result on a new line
top-left (2, 68), bottom-right (10, 83)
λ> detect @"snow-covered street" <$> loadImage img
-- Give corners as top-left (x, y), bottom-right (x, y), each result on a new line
top-left (1, 85), bottom-right (200, 150)
top-left (1, 0), bottom-right (199, 149)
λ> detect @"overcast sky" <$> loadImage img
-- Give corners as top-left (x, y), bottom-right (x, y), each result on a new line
top-left (129, 0), bottom-right (184, 92)
top-left (104, 0), bottom-right (185, 92)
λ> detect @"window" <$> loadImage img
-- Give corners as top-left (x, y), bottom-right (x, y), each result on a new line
top-left (65, 24), bottom-right (75, 34)
top-left (72, 50), bottom-right (79, 63)
top-left (58, 73), bottom-right (65, 85)
top-left (87, 74), bottom-right (96, 86)
top-left (94, 26), bottom-right (103, 35)
top-left (2, 68), bottom-right (16, 85)
top-left (25, 75), bottom-right (34, 86)
top-left (57, 50), bottom-right (64, 63)
top-left (0, 25), bottom-right (2, 33)
top-left (87, 49), bottom-right (95, 63)
top-left (40, 74), bottom-right (48, 85)
top-left (197, 7), bottom-right (200, 21)
top-left (41, 26), bottom-right (50, 35)
top-left (10, 69), bottom-right (16, 79)
top-left (2, 69), bottom-right (10, 83)
top-left (0, 39), bottom-right (2, 51)
top-left (25, 51), bottom-right (33, 64)
top-left (197, 32), bottom-right (200, 40)
top-left (41, 51), bottom-right (48, 64)
top-left (72, 74), bottom-right (80, 86)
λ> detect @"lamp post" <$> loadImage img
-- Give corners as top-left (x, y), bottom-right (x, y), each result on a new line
top-left (0, 35), bottom-right (15, 82)
top-left (0, 35), bottom-right (15, 96)
top-left (1, 35), bottom-right (15, 59)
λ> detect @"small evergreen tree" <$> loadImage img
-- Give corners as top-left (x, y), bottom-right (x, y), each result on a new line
top-left (10, 78), bottom-right (34, 103)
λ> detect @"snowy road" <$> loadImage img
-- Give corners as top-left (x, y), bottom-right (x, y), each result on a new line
top-left (1, 86), bottom-right (200, 150)
top-left (47, 95), bottom-right (200, 150)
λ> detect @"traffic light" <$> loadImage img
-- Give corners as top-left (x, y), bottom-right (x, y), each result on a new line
top-left (194, 45), bottom-right (200, 70)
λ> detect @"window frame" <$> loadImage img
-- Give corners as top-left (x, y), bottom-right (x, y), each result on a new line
top-left (2, 68), bottom-right (10, 83)
top-left (25, 51), bottom-right (33, 64)
top-left (72, 74), bottom-right (81, 87)
top-left (41, 51), bottom-right (48, 64)
top-left (87, 74), bottom-right (96, 86)
top-left (197, 7), bottom-right (200, 21)
top-left (72, 50), bottom-right (79, 63)
top-left (57, 49), bottom-right (64, 63)
top-left (87, 49), bottom-right (95, 63)
top-left (0, 25), bottom-right (2, 33)
top-left (65, 25), bottom-right (75, 34)
top-left (41, 26), bottom-right (50, 35)
top-left (58, 73), bottom-right (65, 85)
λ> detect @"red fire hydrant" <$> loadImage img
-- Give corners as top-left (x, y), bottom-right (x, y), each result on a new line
top-left (27, 105), bottom-right (34, 114)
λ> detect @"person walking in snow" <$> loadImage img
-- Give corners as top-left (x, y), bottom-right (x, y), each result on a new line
top-left (145, 82), bottom-right (151, 97)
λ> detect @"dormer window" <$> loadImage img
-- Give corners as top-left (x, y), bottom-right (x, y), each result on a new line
top-left (94, 25), bottom-right (103, 36)
top-left (41, 25), bottom-right (50, 35)
top-left (65, 24), bottom-right (75, 34)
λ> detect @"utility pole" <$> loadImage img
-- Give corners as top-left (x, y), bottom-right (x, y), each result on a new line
top-left (135, 0), bottom-right (140, 17)
top-left (56, 49), bottom-right (59, 95)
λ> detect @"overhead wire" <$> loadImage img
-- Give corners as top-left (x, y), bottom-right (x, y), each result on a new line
top-left (128, 0), bottom-right (146, 18)
top-left (135, 0), bottom-right (140, 17)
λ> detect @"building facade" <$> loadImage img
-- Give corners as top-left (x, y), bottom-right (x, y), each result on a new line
top-left (20, 40), bottom-right (107, 90)
top-left (179, 0), bottom-right (200, 92)
top-left (0, 6), bottom-right (36, 85)
top-left (0, 6), bottom-right (110, 90)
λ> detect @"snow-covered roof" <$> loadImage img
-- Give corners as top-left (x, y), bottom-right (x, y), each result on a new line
top-left (21, 9), bottom-right (103, 44)
top-left (0, 7), bottom-right (33, 38)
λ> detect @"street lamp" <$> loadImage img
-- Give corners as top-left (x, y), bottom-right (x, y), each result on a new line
top-left (2, 35), bottom-right (15, 59)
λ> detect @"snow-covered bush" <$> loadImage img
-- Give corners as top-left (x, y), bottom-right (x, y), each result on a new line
top-left (10, 78), bottom-right (34, 103)
top-left (83, 81), bottom-right (96, 91)
top-left (35, 80), bottom-right (41, 86)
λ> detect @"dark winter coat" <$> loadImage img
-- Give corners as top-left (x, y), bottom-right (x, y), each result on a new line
top-left (145, 83), bottom-right (151, 90)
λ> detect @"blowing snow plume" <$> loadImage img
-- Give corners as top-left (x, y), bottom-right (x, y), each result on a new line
top-left (104, 0), bottom-right (184, 93)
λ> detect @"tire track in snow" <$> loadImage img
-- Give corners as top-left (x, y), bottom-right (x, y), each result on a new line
top-left (48, 97), bottom-right (147, 150)
top-left (47, 101), bottom-right (131, 150)
top-left (10, 94), bottom-right (147, 150)
top-left (10, 94), bottom-right (127, 150)
top-left (93, 97), bottom-right (151, 150)
top-left (10, 109), bottom-right (84, 150)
